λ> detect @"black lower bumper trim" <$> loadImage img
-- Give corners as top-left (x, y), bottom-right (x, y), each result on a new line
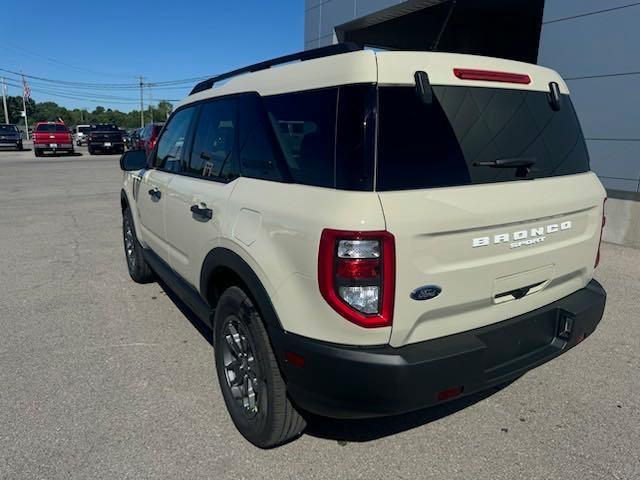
top-left (271, 279), bottom-right (606, 419)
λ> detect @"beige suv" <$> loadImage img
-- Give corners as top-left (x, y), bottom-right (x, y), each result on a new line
top-left (119, 44), bottom-right (607, 448)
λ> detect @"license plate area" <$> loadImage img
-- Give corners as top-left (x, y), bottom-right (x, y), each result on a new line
top-left (104, 142), bottom-right (112, 147)
top-left (479, 310), bottom-right (558, 372)
top-left (50, 143), bottom-right (58, 148)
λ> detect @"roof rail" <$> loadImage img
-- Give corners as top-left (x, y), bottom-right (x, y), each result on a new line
top-left (189, 43), bottom-right (362, 96)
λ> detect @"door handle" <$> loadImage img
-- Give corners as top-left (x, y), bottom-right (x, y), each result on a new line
top-left (148, 188), bottom-right (161, 200)
top-left (191, 204), bottom-right (213, 221)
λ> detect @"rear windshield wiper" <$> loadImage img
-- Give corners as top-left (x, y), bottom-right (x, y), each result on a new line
top-left (473, 158), bottom-right (537, 178)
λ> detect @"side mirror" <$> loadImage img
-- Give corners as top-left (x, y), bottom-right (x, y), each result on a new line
top-left (120, 149), bottom-right (147, 171)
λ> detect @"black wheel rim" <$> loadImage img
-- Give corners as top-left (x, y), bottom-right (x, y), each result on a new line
top-left (123, 216), bottom-right (136, 270)
top-left (220, 316), bottom-right (262, 419)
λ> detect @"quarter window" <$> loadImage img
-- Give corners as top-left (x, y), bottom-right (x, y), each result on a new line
top-left (154, 108), bottom-right (196, 172)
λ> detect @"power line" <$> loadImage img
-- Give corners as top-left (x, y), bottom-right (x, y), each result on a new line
top-left (0, 41), bottom-right (135, 79)
top-left (0, 67), bottom-right (211, 90)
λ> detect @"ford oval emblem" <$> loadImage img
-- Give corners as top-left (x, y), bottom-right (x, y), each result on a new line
top-left (410, 285), bottom-right (442, 301)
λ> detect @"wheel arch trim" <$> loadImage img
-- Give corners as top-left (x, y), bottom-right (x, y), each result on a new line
top-left (200, 247), bottom-right (284, 332)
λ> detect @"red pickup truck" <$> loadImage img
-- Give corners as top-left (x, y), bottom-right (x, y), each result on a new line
top-left (33, 122), bottom-right (75, 157)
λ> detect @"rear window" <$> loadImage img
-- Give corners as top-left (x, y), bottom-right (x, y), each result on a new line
top-left (78, 127), bottom-right (90, 133)
top-left (0, 125), bottom-right (18, 133)
top-left (376, 86), bottom-right (590, 191)
top-left (35, 124), bottom-right (68, 133)
top-left (91, 124), bottom-right (118, 131)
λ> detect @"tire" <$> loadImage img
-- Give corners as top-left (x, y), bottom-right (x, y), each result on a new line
top-left (34, 149), bottom-right (42, 157)
top-left (214, 287), bottom-right (306, 448)
top-left (122, 207), bottom-right (154, 283)
top-left (88, 147), bottom-right (95, 155)
top-left (16, 142), bottom-right (23, 151)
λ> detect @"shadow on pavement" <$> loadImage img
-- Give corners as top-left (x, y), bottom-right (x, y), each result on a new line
top-left (157, 276), bottom-right (517, 444)
top-left (157, 278), bottom-right (213, 346)
top-left (303, 381), bottom-right (514, 443)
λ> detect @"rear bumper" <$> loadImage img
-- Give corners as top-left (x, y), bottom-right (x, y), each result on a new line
top-left (34, 143), bottom-right (73, 150)
top-left (272, 279), bottom-right (606, 419)
top-left (88, 141), bottom-right (124, 149)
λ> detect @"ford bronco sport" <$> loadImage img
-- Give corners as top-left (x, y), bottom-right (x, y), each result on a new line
top-left (119, 44), bottom-right (607, 448)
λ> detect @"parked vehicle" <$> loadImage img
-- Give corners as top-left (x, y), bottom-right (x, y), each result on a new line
top-left (0, 123), bottom-right (23, 150)
top-left (33, 122), bottom-right (74, 156)
top-left (138, 123), bottom-right (164, 157)
top-left (87, 123), bottom-right (125, 155)
top-left (119, 45), bottom-right (607, 448)
top-left (126, 128), bottom-right (141, 150)
top-left (74, 124), bottom-right (91, 146)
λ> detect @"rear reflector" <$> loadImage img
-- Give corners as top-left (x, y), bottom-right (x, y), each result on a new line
top-left (284, 351), bottom-right (305, 368)
top-left (437, 386), bottom-right (464, 402)
top-left (454, 68), bottom-right (531, 85)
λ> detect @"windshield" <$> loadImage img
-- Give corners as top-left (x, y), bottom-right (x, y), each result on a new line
top-left (35, 124), bottom-right (68, 133)
top-left (376, 86), bottom-right (590, 191)
top-left (0, 125), bottom-right (18, 133)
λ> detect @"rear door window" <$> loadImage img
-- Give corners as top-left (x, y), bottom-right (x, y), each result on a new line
top-left (188, 99), bottom-right (238, 182)
top-left (238, 94), bottom-right (286, 182)
top-left (264, 88), bottom-right (337, 188)
top-left (376, 86), bottom-right (590, 191)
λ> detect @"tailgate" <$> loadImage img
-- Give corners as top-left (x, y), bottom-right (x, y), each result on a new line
top-left (379, 173), bottom-right (605, 347)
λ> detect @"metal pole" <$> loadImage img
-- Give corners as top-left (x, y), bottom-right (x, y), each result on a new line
top-left (22, 92), bottom-right (29, 141)
top-left (148, 85), bottom-right (153, 123)
top-left (1, 78), bottom-right (9, 124)
top-left (139, 76), bottom-right (144, 128)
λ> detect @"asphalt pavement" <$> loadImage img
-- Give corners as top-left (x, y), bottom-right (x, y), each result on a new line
top-left (0, 144), bottom-right (638, 480)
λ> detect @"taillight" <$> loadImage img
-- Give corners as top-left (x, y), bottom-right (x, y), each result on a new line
top-left (149, 138), bottom-right (157, 150)
top-left (454, 68), bottom-right (531, 85)
top-left (318, 229), bottom-right (395, 328)
top-left (595, 198), bottom-right (607, 268)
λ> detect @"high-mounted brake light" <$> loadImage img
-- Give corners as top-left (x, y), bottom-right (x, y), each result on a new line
top-left (318, 229), bottom-right (395, 328)
top-left (454, 68), bottom-right (531, 85)
top-left (595, 198), bottom-right (607, 268)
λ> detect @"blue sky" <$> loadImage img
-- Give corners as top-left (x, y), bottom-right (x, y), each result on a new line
top-left (0, 0), bottom-right (303, 111)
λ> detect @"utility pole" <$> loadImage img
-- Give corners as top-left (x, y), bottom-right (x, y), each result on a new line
top-left (139, 76), bottom-right (144, 128)
top-left (148, 84), bottom-right (154, 124)
top-left (1, 78), bottom-right (9, 124)
top-left (22, 94), bottom-right (29, 140)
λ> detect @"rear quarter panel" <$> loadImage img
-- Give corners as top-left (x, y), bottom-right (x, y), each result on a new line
top-left (219, 177), bottom-right (391, 346)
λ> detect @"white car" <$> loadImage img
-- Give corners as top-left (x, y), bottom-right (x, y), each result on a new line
top-left (119, 44), bottom-right (607, 448)
top-left (74, 124), bottom-right (90, 146)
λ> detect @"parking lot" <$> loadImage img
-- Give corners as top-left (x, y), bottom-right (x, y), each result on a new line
top-left (0, 145), bottom-right (638, 479)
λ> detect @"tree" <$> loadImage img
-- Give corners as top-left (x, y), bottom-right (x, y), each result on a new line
top-left (0, 96), bottom-right (172, 129)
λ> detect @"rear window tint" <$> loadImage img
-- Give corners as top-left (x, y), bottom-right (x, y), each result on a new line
top-left (376, 86), bottom-right (590, 191)
top-left (0, 125), bottom-right (18, 132)
top-left (35, 124), bottom-right (68, 133)
top-left (91, 124), bottom-right (118, 131)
